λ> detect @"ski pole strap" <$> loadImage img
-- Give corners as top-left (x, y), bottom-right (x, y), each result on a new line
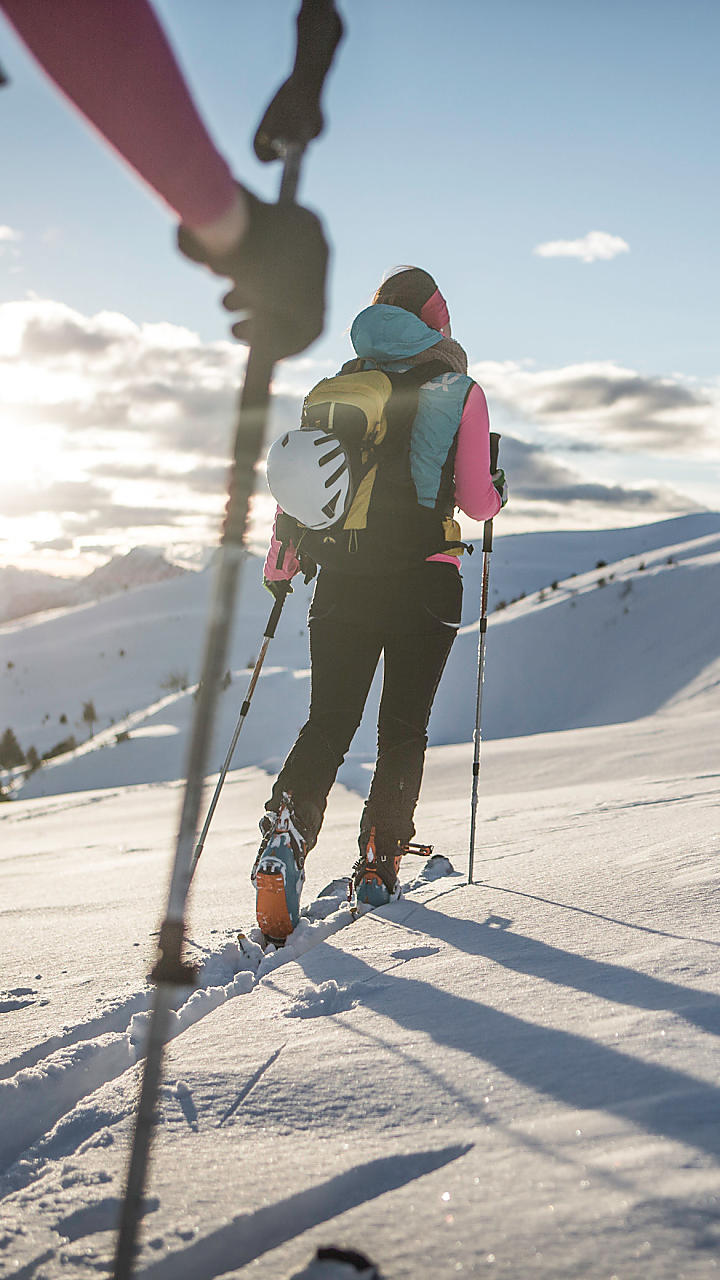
top-left (254, 0), bottom-right (344, 161)
top-left (265, 582), bottom-right (291, 638)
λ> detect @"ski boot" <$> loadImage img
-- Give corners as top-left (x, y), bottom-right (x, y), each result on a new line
top-left (350, 826), bottom-right (403, 909)
top-left (252, 794), bottom-right (306, 943)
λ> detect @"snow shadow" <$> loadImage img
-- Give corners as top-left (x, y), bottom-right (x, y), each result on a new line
top-left (413, 904), bottom-right (720, 1042)
top-left (473, 882), bottom-right (720, 950)
top-left (135, 1144), bottom-right (470, 1279)
top-left (294, 933), bottom-right (720, 1166)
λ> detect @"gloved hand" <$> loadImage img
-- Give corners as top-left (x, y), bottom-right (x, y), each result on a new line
top-left (299, 551), bottom-right (318, 584)
top-left (264, 576), bottom-right (293, 601)
top-left (492, 467), bottom-right (508, 508)
top-left (253, 0), bottom-right (344, 162)
top-left (178, 187), bottom-right (328, 359)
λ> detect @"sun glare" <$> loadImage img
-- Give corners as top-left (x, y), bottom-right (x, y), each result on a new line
top-left (0, 416), bottom-right (64, 493)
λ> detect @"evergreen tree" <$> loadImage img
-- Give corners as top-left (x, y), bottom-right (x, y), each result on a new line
top-left (82, 700), bottom-right (97, 738)
top-left (0, 727), bottom-right (25, 770)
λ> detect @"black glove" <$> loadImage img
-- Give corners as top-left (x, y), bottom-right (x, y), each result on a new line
top-left (299, 551), bottom-right (318, 584)
top-left (264, 576), bottom-right (293, 601)
top-left (254, 0), bottom-right (344, 162)
top-left (492, 467), bottom-right (508, 508)
top-left (178, 187), bottom-right (328, 359)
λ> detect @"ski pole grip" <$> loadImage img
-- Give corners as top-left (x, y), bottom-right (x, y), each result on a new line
top-left (490, 432), bottom-right (501, 474)
top-left (265, 583), bottom-right (290, 637)
top-left (253, 0), bottom-right (343, 161)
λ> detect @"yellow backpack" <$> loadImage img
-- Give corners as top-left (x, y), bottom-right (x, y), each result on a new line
top-left (288, 360), bottom-right (463, 571)
top-left (302, 370), bottom-right (395, 537)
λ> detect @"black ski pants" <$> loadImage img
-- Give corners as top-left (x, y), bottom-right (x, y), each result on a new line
top-left (267, 561), bottom-right (462, 855)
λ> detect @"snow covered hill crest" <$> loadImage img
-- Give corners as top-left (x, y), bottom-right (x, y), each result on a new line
top-left (2, 513), bottom-right (719, 800)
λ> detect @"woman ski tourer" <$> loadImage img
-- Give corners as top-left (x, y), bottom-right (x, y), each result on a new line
top-left (254, 266), bottom-right (507, 941)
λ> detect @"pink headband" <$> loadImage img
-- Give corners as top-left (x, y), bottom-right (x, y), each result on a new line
top-left (420, 288), bottom-right (450, 332)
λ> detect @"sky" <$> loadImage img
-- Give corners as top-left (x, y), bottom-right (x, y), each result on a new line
top-left (0, 0), bottom-right (718, 576)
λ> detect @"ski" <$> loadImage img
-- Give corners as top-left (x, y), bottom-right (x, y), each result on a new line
top-left (239, 850), bottom-right (456, 955)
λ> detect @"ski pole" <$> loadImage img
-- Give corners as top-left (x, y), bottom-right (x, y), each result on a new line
top-left (112, 160), bottom-right (298, 1280)
top-left (189, 584), bottom-right (291, 881)
top-left (468, 432), bottom-right (501, 885)
top-left (113, 15), bottom-right (342, 1278)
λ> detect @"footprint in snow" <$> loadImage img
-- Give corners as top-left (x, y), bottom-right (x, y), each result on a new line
top-left (411, 853), bottom-right (457, 883)
top-left (390, 946), bottom-right (441, 961)
top-left (0, 986), bottom-right (48, 1012)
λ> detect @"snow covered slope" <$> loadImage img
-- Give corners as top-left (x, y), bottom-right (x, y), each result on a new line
top-left (1, 516), bottom-right (719, 1278)
top-left (1, 684), bottom-right (718, 1278)
top-left (4, 514), bottom-right (719, 800)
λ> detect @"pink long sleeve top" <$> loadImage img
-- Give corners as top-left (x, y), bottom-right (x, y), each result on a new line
top-left (1, 0), bottom-right (236, 228)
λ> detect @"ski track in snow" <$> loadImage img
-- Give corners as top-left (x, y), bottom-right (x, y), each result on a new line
top-left (0, 869), bottom-right (460, 1199)
top-left (2, 518), bottom-right (720, 1278)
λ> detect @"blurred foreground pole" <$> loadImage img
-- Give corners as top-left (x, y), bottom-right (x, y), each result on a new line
top-left (113, 5), bottom-right (343, 1274)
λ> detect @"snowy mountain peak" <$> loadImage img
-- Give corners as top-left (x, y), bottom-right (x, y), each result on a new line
top-left (77, 547), bottom-right (189, 598)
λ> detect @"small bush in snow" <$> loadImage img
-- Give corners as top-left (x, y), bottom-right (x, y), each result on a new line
top-left (42, 735), bottom-right (77, 761)
top-left (160, 671), bottom-right (189, 693)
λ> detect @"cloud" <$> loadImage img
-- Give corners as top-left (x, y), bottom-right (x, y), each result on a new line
top-left (61, 503), bottom-right (195, 535)
top-left (533, 231), bottom-right (630, 263)
top-left (0, 225), bottom-right (22, 265)
top-left (0, 297), bottom-right (713, 567)
top-left (471, 360), bottom-right (719, 453)
top-left (493, 434), bottom-right (697, 513)
top-left (1, 479), bottom-right (112, 517)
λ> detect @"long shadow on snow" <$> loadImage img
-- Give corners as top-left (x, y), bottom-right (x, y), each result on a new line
top-left (294, 923), bottom-right (720, 1164)
top-left (135, 1144), bottom-right (469, 1280)
top-left (464, 881), bottom-right (720, 950)
top-left (406, 903), bottom-right (720, 1042)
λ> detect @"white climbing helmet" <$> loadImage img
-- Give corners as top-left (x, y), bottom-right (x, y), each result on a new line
top-left (266, 429), bottom-right (353, 530)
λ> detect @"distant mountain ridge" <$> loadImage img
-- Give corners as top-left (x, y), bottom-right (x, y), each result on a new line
top-left (0, 548), bottom-right (190, 624)
top-left (2, 512), bottom-right (719, 801)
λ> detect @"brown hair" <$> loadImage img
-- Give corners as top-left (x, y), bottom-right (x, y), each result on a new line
top-left (372, 267), bottom-right (438, 318)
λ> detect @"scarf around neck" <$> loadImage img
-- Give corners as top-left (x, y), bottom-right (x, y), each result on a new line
top-left (403, 334), bottom-right (468, 376)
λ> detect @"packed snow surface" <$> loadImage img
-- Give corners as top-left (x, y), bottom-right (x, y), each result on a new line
top-left (1, 514), bottom-right (719, 1279)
